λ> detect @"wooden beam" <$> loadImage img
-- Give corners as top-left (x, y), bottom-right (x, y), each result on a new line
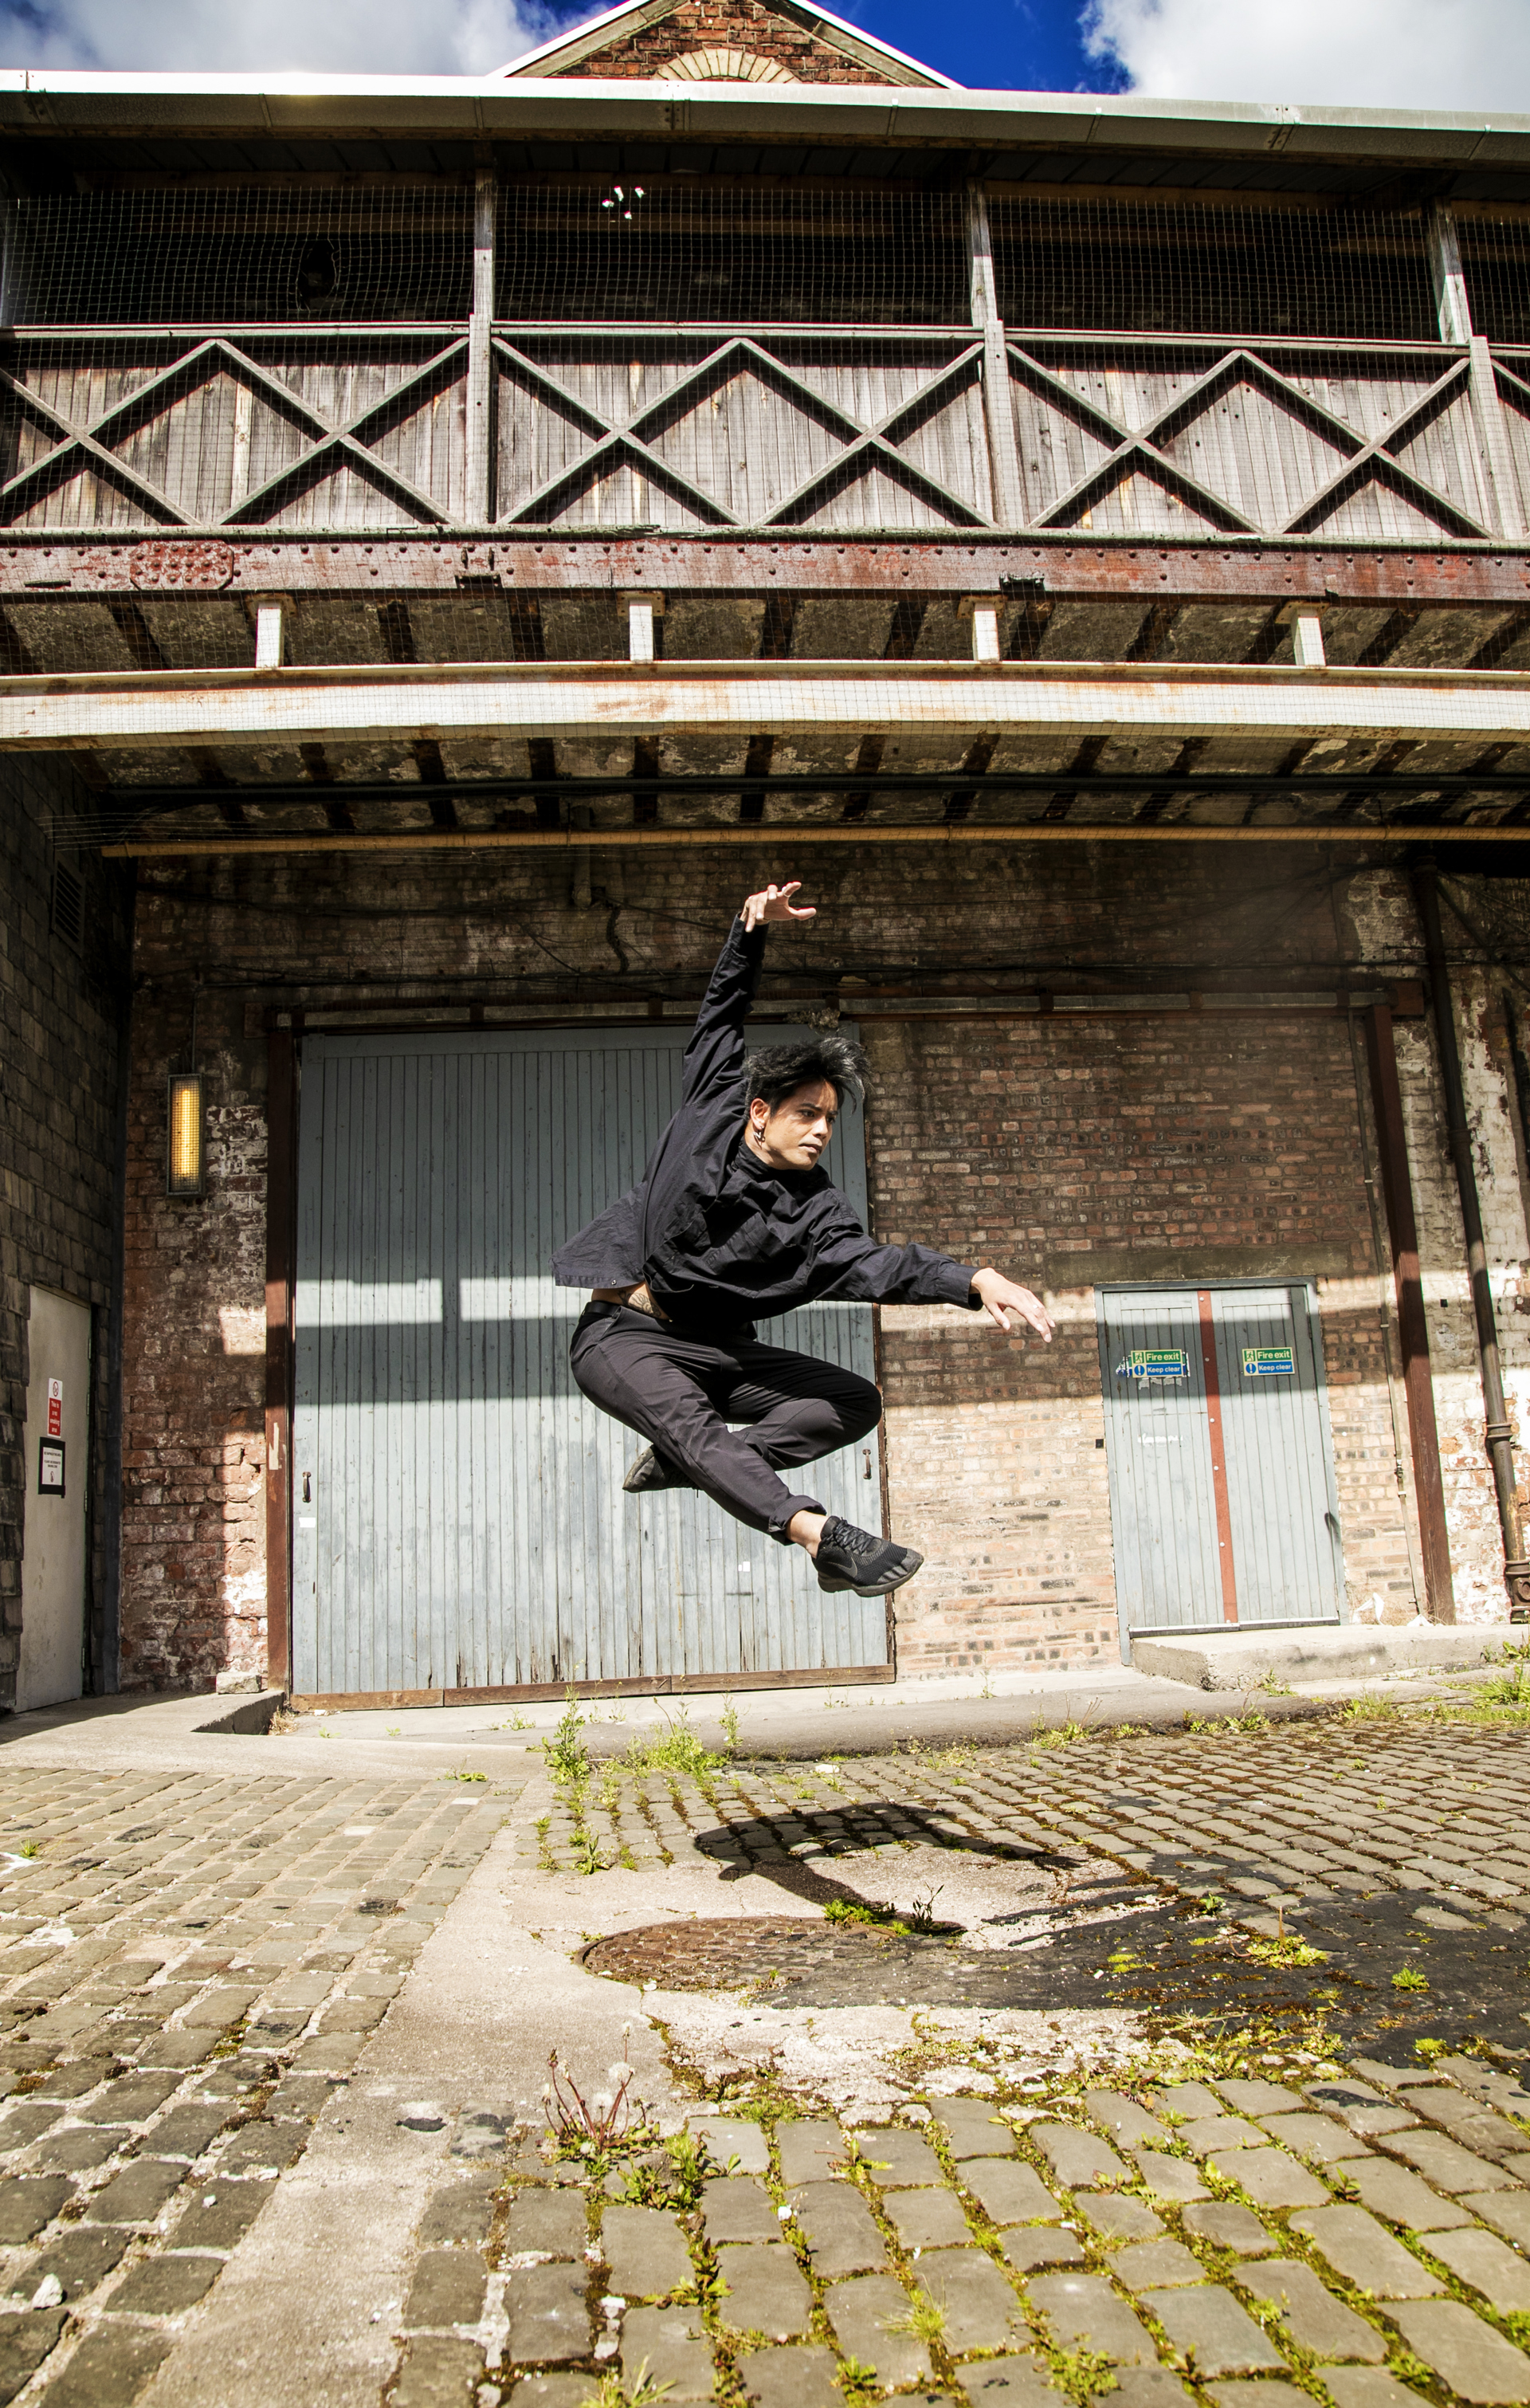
top-left (465, 166), bottom-right (496, 528)
top-left (18, 658), bottom-right (1530, 756)
top-left (105, 819), bottom-right (1530, 858)
top-left (967, 185), bottom-right (1026, 532)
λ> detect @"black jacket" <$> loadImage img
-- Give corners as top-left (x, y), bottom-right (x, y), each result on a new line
top-left (551, 917), bottom-right (980, 1332)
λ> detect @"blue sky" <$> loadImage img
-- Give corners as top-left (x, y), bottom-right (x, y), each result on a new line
top-left (826, 0), bottom-right (1121, 94)
top-left (0, 0), bottom-right (1519, 112)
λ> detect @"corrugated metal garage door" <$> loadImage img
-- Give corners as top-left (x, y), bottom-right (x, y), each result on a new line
top-left (291, 1026), bottom-right (888, 1698)
top-left (1097, 1281), bottom-right (1343, 1648)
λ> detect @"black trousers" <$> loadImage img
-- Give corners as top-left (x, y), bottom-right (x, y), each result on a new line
top-left (570, 1301), bottom-right (881, 1542)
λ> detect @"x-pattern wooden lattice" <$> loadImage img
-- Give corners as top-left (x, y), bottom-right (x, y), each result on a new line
top-left (1008, 342), bottom-right (1489, 537)
top-left (0, 325), bottom-right (1500, 540)
top-left (496, 334), bottom-right (992, 528)
top-left (0, 337), bottom-right (468, 527)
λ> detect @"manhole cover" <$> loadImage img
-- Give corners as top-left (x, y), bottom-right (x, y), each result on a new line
top-left (583, 1917), bottom-right (903, 1994)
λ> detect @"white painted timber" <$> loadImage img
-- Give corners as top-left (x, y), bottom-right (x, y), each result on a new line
top-left (959, 599), bottom-right (1002, 662)
top-left (15, 662), bottom-right (1530, 754)
top-left (621, 592), bottom-right (663, 662)
top-left (252, 602), bottom-right (286, 671)
top-left (1291, 610), bottom-right (1327, 670)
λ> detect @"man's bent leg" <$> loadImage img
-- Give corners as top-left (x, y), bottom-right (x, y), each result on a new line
top-left (723, 1339), bottom-right (924, 1599)
top-left (570, 1308), bottom-right (824, 1540)
top-left (722, 1344), bottom-right (882, 1471)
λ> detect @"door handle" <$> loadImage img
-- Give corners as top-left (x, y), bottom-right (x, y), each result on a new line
top-left (302, 1472), bottom-right (312, 1503)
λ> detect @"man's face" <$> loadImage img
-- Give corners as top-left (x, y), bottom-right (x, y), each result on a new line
top-left (746, 1078), bottom-right (838, 1171)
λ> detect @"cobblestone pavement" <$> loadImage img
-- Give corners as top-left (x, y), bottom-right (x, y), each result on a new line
top-left (0, 1762), bottom-right (511, 2402)
top-left (382, 1715), bottom-right (1530, 2408)
top-left (2, 1713), bottom-right (1529, 2408)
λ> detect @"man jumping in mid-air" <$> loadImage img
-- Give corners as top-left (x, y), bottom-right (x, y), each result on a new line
top-left (553, 881), bottom-right (1054, 1599)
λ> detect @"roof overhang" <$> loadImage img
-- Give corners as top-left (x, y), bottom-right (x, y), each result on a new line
top-left (2, 70), bottom-right (1530, 167)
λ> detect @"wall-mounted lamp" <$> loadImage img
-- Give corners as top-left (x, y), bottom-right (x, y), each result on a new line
top-left (167, 1070), bottom-right (206, 1197)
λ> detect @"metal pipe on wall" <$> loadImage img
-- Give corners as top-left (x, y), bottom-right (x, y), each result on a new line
top-left (1413, 859), bottom-right (1530, 1620)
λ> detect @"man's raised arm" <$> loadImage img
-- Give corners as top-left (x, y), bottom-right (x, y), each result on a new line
top-left (680, 882), bottom-right (817, 1109)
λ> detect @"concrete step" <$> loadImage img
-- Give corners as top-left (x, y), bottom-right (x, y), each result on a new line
top-left (1131, 1620), bottom-right (1508, 1691)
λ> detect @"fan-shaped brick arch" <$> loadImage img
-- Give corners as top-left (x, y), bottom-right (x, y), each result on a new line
top-left (552, 0), bottom-right (905, 81)
top-left (656, 46), bottom-right (797, 78)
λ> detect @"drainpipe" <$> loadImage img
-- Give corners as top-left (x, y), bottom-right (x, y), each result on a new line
top-left (1413, 860), bottom-right (1530, 1620)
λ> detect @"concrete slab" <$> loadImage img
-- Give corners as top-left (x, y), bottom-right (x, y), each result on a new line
top-left (1131, 1624), bottom-right (1500, 1691)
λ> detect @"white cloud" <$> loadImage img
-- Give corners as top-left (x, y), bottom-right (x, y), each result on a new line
top-left (0, 0), bottom-right (558, 72)
top-left (1082, 0), bottom-right (1530, 112)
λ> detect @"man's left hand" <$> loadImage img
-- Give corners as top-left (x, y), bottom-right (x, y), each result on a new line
top-left (971, 1267), bottom-right (1054, 1341)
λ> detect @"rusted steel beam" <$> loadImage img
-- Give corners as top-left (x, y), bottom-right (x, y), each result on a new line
top-left (104, 821), bottom-right (1530, 858)
top-left (1364, 1001), bottom-right (1455, 1622)
top-left (5, 534), bottom-right (1530, 604)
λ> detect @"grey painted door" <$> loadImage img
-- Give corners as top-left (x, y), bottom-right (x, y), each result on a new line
top-left (1209, 1284), bottom-right (1344, 1627)
top-left (1098, 1282), bottom-right (1342, 1645)
top-left (292, 1025), bottom-right (888, 1695)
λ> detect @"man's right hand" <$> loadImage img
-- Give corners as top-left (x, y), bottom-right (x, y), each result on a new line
top-left (741, 881), bottom-right (816, 932)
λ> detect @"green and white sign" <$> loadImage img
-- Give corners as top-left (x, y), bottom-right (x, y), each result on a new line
top-left (1117, 1348), bottom-right (1190, 1380)
top-left (1242, 1345), bottom-right (1296, 1378)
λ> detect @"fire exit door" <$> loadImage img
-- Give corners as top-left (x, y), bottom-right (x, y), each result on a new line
top-left (1097, 1282), bottom-right (1343, 1651)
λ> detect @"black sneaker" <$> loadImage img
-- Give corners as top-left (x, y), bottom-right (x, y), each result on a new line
top-left (622, 1445), bottom-right (688, 1495)
top-left (814, 1515), bottom-right (924, 1597)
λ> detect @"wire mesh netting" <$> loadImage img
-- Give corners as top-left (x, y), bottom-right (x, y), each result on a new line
top-left (1456, 214), bottom-right (1530, 348)
top-left (2, 188), bottom-right (471, 325)
top-left (989, 195), bottom-right (1438, 343)
top-left (0, 183), bottom-right (1526, 544)
top-left (495, 182), bottom-right (968, 324)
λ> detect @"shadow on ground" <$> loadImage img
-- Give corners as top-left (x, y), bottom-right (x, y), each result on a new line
top-left (590, 1809), bottom-right (1530, 2055)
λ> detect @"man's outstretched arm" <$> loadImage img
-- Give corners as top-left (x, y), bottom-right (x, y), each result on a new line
top-left (814, 1212), bottom-right (1054, 1342)
top-left (969, 1266), bottom-right (1054, 1340)
top-left (680, 881), bottom-right (816, 1108)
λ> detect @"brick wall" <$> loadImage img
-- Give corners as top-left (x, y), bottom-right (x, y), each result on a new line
top-left (863, 1009), bottom-right (1408, 1672)
top-left (118, 990), bottom-right (268, 1692)
top-left (119, 840), bottom-right (1470, 1691)
top-left (0, 758), bottom-right (132, 1704)
top-left (551, 0), bottom-right (900, 81)
top-left (1348, 866), bottom-right (1530, 1625)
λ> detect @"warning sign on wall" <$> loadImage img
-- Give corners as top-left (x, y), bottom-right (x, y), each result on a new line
top-left (46, 1378), bottom-right (61, 1438)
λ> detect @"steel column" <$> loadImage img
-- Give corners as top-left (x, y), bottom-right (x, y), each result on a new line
top-left (1364, 1002), bottom-right (1455, 1620)
top-left (1413, 862), bottom-right (1530, 1620)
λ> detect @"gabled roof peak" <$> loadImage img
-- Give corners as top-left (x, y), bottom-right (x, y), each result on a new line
top-left (500, 0), bottom-right (955, 88)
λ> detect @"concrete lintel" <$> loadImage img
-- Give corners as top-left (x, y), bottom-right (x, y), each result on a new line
top-left (11, 659), bottom-right (1530, 755)
top-left (1044, 1244), bottom-right (1355, 1291)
